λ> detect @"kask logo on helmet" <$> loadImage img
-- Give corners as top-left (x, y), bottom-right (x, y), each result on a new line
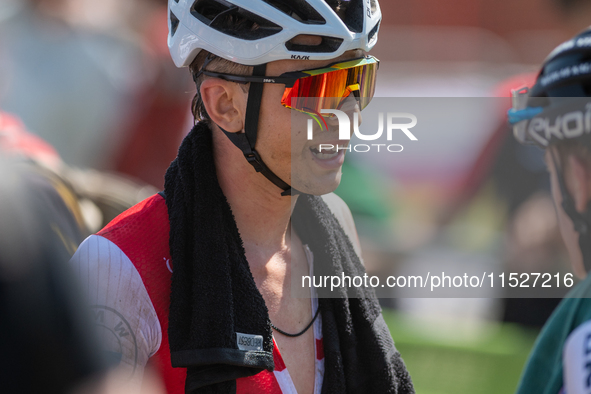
top-left (306, 110), bottom-right (418, 153)
top-left (528, 103), bottom-right (591, 146)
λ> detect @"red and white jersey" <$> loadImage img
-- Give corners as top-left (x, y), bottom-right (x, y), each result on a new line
top-left (70, 194), bottom-right (326, 393)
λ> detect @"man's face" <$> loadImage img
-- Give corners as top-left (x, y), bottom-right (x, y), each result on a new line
top-left (255, 49), bottom-right (365, 196)
top-left (545, 148), bottom-right (587, 278)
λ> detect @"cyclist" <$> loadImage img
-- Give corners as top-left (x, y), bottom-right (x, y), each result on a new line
top-left (70, 0), bottom-right (414, 393)
top-left (509, 27), bottom-right (591, 394)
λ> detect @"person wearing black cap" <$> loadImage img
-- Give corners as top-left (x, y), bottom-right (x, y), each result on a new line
top-left (509, 27), bottom-right (591, 393)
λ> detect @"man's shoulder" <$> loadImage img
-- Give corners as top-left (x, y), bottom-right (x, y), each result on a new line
top-left (96, 193), bottom-right (169, 257)
top-left (98, 193), bottom-right (169, 240)
top-left (321, 192), bottom-right (363, 260)
top-left (517, 275), bottom-right (591, 393)
top-left (93, 193), bottom-right (172, 279)
top-left (547, 274), bottom-right (591, 330)
top-left (535, 275), bottom-right (591, 339)
top-left (551, 275), bottom-right (591, 393)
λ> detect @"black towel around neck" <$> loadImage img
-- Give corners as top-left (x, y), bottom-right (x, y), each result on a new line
top-left (164, 122), bottom-right (414, 394)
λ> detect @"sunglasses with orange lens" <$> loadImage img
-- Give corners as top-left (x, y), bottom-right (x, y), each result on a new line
top-left (199, 55), bottom-right (379, 115)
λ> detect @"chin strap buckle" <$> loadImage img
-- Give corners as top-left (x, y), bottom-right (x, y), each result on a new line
top-left (243, 149), bottom-right (300, 196)
top-left (244, 150), bottom-right (265, 173)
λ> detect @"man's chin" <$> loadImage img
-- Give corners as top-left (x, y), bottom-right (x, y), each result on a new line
top-left (291, 172), bottom-right (342, 196)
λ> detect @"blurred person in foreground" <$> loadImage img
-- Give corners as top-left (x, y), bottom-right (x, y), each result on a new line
top-left (0, 156), bottom-right (163, 394)
top-left (0, 165), bottom-right (102, 394)
top-left (509, 27), bottom-right (591, 393)
top-left (0, 111), bottom-right (166, 394)
top-left (69, 0), bottom-right (414, 393)
top-left (0, 111), bottom-right (104, 393)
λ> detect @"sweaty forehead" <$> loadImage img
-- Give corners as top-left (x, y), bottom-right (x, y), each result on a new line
top-left (266, 49), bottom-right (365, 75)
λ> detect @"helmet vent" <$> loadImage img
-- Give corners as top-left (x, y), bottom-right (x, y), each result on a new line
top-left (190, 0), bottom-right (282, 40)
top-left (285, 35), bottom-right (343, 53)
top-left (367, 20), bottom-right (379, 44)
top-left (170, 11), bottom-right (180, 36)
top-left (262, 0), bottom-right (326, 24)
top-left (324, 0), bottom-right (363, 33)
top-left (369, 0), bottom-right (377, 15)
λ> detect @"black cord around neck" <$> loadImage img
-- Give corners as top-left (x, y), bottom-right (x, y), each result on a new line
top-left (271, 308), bottom-right (320, 337)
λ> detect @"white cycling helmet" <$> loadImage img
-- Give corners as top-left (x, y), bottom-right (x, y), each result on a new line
top-left (168, 0), bottom-right (382, 67)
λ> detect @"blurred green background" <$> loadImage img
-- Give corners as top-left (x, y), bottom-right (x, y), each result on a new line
top-left (384, 309), bottom-right (539, 393)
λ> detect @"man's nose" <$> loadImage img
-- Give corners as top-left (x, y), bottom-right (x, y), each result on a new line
top-left (324, 97), bottom-right (362, 128)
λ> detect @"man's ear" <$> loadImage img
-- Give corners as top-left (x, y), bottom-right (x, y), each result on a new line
top-left (200, 78), bottom-right (246, 133)
top-left (567, 154), bottom-right (591, 213)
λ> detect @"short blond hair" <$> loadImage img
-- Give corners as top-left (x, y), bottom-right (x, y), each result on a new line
top-left (189, 51), bottom-right (253, 125)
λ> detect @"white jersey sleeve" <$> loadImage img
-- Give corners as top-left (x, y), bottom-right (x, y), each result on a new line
top-left (69, 234), bottom-right (162, 390)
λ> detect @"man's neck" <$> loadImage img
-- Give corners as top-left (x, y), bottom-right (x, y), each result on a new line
top-left (213, 127), bottom-right (297, 263)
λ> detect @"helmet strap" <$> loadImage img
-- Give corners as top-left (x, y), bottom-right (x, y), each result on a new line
top-left (218, 62), bottom-right (299, 196)
top-left (551, 150), bottom-right (591, 272)
top-left (193, 53), bottom-right (216, 83)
